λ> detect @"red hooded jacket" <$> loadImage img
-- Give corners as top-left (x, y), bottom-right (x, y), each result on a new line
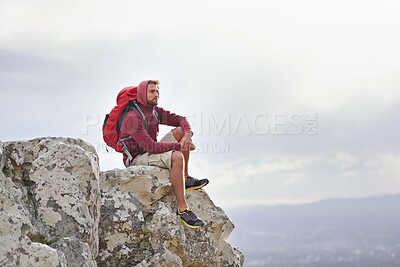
top-left (119, 80), bottom-right (192, 164)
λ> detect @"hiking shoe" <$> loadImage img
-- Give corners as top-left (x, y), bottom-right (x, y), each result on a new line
top-left (185, 175), bottom-right (209, 192)
top-left (177, 208), bottom-right (204, 228)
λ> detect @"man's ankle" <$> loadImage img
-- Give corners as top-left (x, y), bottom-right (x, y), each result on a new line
top-left (178, 206), bottom-right (189, 213)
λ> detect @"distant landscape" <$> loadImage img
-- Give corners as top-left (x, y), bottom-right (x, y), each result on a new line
top-left (226, 194), bottom-right (400, 267)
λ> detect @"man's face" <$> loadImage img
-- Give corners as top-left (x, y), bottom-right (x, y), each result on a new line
top-left (147, 83), bottom-right (159, 106)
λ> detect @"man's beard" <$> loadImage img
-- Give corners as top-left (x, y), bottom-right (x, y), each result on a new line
top-left (147, 100), bottom-right (158, 106)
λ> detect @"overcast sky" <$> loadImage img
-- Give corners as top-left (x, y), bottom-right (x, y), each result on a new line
top-left (1, 0), bottom-right (400, 208)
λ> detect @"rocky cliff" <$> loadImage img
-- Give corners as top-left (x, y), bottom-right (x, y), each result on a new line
top-left (0, 137), bottom-right (243, 267)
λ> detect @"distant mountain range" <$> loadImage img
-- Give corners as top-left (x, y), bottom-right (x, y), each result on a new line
top-left (226, 194), bottom-right (400, 267)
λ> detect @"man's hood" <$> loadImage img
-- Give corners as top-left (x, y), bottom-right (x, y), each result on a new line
top-left (137, 80), bottom-right (150, 107)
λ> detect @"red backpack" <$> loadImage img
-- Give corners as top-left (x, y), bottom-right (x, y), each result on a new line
top-left (102, 86), bottom-right (159, 153)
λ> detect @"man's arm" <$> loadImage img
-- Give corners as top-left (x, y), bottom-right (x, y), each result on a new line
top-left (180, 131), bottom-right (195, 151)
top-left (122, 111), bottom-right (181, 153)
top-left (157, 107), bottom-right (195, 150)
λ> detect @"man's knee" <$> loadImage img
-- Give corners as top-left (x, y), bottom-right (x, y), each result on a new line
top-left (172, 127), bottom-right (184, 141)
top-left (171, 151), bottom-right (184, 167)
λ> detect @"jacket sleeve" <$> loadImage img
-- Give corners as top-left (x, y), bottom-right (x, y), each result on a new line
top-left (122, 111), bottom-right (181, 154)
top-left (157, 107), bottom-right (192, 133)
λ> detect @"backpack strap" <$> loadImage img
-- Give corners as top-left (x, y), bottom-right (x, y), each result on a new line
top-left (131, 101), bottom-right (148, 128)
top-left (153, 106), bottom-right (160, 124)
top-left (116, 101), bottom-right (137, 138)
top-left (132, 101), bottom-right (160, 127)
top-left (119, 136), bottom-right (133, 167)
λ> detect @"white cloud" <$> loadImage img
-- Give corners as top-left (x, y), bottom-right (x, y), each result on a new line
top-left (341, 171), bottom-right (357, 178)
top-left (326, 151), bottom-right (359, 169)
top-left (283, 172), bottom-right (306, 187)
top-left (365, 152), bottom-right (400, 178)
top-left (188, 155), bottom-right (317, 187)
top-left (2, 0), bottom-right (400, 114)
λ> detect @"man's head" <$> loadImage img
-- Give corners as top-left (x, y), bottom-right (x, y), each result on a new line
top-left (137, 79), bottom-right (160, 107)
top-left (146, 80), bottom-right (160, 106)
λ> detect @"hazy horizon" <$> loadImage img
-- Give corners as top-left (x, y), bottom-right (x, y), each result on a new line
top-left (226, 193), bottom-right (400, 266)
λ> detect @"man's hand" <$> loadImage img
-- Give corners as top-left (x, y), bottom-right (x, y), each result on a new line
top-left (180, 132), bottom-right (196, 151)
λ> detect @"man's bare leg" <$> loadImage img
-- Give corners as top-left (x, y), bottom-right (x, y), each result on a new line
top-left (171, 127), bottom-right (208, 192)
top-left (170, 150), bottom-right (204, 228)
top-left (170, 151), bottom-right (188, 212)
top-left (172, 127), bottom-right (190, 177)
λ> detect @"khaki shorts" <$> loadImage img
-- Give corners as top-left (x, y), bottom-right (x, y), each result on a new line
top-left (130, 130), bottom-right (177, 170)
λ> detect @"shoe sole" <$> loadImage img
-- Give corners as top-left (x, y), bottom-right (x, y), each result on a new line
top-left (180, 219), bottom-right (204, 229)
top-left (185, 181), bottom-right (209, 192)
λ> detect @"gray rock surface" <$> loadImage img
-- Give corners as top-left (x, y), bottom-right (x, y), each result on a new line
top-left (0, 140), bottom-right (3, 169)
top-left (98, 166), bottom-right (243, 267)
top-left (0, 137), bottom-right (243, 267)
top-left (1, 137), bottom-right (100, 267)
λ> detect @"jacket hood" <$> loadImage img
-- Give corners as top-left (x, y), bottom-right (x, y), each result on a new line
top-left (137, 80), bottom-right (150, 107)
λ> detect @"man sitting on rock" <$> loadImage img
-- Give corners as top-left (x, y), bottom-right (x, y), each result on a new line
top-left (119, 80), bottom-right (209, 228)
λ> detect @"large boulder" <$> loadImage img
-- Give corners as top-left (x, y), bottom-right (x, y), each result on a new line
top-left (97, 166), bottom-right (244, 267)
top-left (0, 137), bottom-right (100, 267)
